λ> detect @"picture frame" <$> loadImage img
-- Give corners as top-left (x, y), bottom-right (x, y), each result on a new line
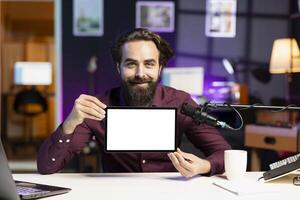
top-left (205, 0), bottom-right (237, 38)
top-left (136, 1), bottom-right (175, 32)
top-left (73, 0), bottom-right (104, 37)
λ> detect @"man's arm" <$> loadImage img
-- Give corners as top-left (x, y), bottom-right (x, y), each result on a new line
top-left (168, 124), bottom-right (231, 177)
top-left (37, 123), bottom-right (91, 174)
top-left (167, 95), bottom-right (231, 177)
top-left (37, 94), bottom-right (107, 174)
top-left (182, 98), bottom-right (231, 176)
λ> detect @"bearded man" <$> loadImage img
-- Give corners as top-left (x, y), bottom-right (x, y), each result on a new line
top-left (37, 28), bottom-right (231, 177)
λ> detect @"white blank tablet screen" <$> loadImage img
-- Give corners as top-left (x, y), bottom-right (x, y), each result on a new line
top-left (106, 108), bottom-right (176, 151)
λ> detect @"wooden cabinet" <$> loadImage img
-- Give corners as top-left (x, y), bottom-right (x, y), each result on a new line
top-left (0, 1), bottom-right (55, 159)
top-left (245, 124), bottom-right (300, 171)
top-left (245, 125), bottom-right (300, 152)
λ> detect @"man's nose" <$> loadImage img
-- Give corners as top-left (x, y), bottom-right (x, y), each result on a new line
top-left (135, 65), bottom-right (146, 78)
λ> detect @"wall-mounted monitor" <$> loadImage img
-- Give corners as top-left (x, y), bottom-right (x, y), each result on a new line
top-left (14, 62), bottom-right (52, 85)
top-left (162, 67), bottom-right (205, 96)
top-left (136, 1), bottom-right (175, 32)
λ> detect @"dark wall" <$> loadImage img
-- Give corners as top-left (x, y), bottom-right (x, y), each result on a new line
top-left (62, 0), bottom-right (176, 118)
top-left (291, 0), bottom-right (300, 104)
top-left (62, 0), bottom-right (135, 118)
top-left (176, 0), bottom-right (292, 104)
top-left (62, 0), bottom-right (300, 119)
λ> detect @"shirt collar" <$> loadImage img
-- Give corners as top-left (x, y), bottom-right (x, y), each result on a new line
top-left (151, 84), bottom-right (163, 107)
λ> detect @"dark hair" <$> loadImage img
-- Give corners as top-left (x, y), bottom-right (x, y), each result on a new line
top-left (111, 28), bottom-right (174, 67)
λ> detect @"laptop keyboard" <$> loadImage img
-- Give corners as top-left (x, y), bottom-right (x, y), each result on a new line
top-left (16, 186), bottom-right (50, 196)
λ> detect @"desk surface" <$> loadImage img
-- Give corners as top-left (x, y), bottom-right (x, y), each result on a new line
top-left (13, 172), bottom-right (299, 200)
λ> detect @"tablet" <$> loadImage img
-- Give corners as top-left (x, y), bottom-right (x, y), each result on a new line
top-left (105, 107), bottom-right (177, 152)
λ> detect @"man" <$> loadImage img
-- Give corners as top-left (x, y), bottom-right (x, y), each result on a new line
top-left (37, 28), bottom-right (231, 177)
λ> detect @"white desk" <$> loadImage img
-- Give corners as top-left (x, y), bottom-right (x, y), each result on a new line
top-left (13, 172), bottom-right (299, 200)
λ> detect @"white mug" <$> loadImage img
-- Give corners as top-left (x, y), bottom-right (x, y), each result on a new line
top-left (224, 150), bottom-right (247, 181)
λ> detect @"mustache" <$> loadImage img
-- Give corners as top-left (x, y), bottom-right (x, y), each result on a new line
top-left (128, 77), bottom-right (153, 84)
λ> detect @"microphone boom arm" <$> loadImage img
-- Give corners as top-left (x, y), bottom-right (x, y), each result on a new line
top-left (206, 103), bottom-right (300, 111)
top-left (181, 102), bottom-right (300, 131)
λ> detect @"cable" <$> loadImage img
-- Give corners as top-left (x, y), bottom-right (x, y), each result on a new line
top-left (237, 103), bottom-right (263, 111)
top-left (270, 104), bottom-right (298, 113)
top-left (257, 176), bottom-right (264, 181)
top-left (224, 102), bottom-right (244, 131)
top-left (204, 102), bottom-right (244, 131)
top-left (197, 102), bottom-right (300, 131)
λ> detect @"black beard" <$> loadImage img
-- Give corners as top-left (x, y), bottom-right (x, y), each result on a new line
top-left (121, 77), bottom-right (157, 106)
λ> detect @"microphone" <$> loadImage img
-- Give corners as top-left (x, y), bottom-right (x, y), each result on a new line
top-left (181, 103), bottom-right (234, 130)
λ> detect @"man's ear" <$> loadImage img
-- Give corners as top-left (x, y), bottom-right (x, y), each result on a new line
top-left (159, 65), bottom-right (163, 75)
top-left (116, 63), bottom-right (120, 74)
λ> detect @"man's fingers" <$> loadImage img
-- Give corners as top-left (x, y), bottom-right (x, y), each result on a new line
top-left (77, 100), bottom-right (105, 115)
top-left (168, 153), bottom-right (190, 177)
top-left (173, 152), bottom-right (194, 172)
top-left (81, 112), bottom-right (104, 121)
top-left (80, 94), bottom-right (107, 109)
top-left (76, 98), bottom-right (106, 115)
top-left (80, 97), bottom-right (106, 112)
top-left (177, 148), bottom-right (196, 161)
top-left (73, 94), bottom-right (107, 122)
top-left (78, 104), bottom-right (105, 120)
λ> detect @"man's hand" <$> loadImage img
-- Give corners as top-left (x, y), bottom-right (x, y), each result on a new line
top-left (62, 94), bottom-right (107, 134)
top-left (168, 148), bottom-right (211, 177)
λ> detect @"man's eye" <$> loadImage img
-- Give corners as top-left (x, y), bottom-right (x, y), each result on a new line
top-left (126, 63), bottom-right (136, 68)
top-left (145, 63), bottom-right (155, 68)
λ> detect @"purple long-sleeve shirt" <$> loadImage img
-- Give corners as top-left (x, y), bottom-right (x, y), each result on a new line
top-left (37, 85), bottom-right (231, 175)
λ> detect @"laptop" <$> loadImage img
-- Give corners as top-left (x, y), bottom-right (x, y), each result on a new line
top-left (105, 107), bottom-right (177, 152)
top-left (0, 139), bottom-right (71, 199)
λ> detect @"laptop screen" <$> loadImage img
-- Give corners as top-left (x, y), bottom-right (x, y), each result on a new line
top-left (0, 139), bottom-right (71, 200)
top-left (105, 107), bottom-right (177, 152)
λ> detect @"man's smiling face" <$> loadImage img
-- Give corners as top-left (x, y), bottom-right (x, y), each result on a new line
top-left (118, 40), bottom-right (162, 106)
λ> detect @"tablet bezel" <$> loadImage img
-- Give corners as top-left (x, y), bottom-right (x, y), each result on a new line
top-left (105, 106), bottom-right (177, 152)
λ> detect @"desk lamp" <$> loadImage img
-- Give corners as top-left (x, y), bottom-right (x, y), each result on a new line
top-left (269, 38), bottom-right (300, 103)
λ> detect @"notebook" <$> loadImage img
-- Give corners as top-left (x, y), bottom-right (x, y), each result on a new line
top-left (105, 107), bottom-right (177, 152)
top-left (263, 153), bottom-right (300, 182)
top-left (0, 138), bottom-right (71, 200)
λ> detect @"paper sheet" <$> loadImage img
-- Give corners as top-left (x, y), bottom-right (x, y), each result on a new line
top-left (213, 179), bottom-right (282, 195)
